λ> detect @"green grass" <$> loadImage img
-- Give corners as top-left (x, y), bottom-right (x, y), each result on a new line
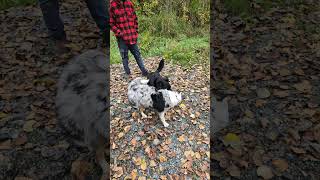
top-left (110, 32), bottom-right (209, 67)
top-left (0, 0), bottom-right (35, 10)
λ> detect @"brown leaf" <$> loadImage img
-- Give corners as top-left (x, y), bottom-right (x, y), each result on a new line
top-left (0, 140), bottom-right (12, 150)
top-left (291, 147), bottom-right (306, 154)
top-left (113, 166), bottom-right (124, 178)
top-left (272, 159), bottom-right (288, 172)
top-left (131, 137), bottom-right (137, 147)
top-left (124, 125), bottom-right (131, 133)
top-left (273, 90), bottom-right (289, 98)
top-left (227, 164), bottom-right (241, 177)
top-left (293, 80), bottom-right (312, 93)
top-left (253, 150), bottom-right (264, 166)
top-left (14, 177), bottom-right (32, 180)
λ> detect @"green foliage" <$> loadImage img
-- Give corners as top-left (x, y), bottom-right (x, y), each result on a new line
top-left (133, 0), bottom-right (209, 38)
top-left (110, 32), bottom-right (209, 67)
top-left (0, 0), bottom-right (35, 10)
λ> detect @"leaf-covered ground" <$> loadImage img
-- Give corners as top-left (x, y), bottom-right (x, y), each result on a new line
top-left (110, 57), bottom-right (210, 179)
top-left (0, 1), bottom-right (105, 179)
top-left (211, 1), bottom-right (320, 179)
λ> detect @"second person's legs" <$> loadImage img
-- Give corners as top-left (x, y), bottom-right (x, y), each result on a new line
top-left (128, 44), bottom-right (148, 76)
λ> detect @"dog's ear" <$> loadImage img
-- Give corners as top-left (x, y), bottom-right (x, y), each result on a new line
top-left (151, 92), bottom-right (165, 112)
top-left (164, 76), bottom-right (169, 82)
top-left (155, 80), bottom-right (164, 90)
top-left (156, 59), bottom-right (164, 72)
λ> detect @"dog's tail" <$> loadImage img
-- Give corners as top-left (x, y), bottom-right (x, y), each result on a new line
top-left (156, 59), bottom-right (165, 72)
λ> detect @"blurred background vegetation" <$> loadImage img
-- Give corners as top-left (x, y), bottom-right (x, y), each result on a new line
top-left (110, 0), bottom-right (210, 67)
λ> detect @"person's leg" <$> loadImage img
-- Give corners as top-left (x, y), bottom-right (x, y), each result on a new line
top-left (38, 0), bottom-right (66, 40)
top-left (85, 0), bottom-right (109, 46)
top-left (117, 38), bottom-right (131, 75)
top-left (128, 43), bottom-right (148, 76)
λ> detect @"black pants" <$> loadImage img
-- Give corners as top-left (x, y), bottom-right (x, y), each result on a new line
top-left (117, 38), bottom-right (148, 75)
top-left (38, 0), bottom-right (109, 43)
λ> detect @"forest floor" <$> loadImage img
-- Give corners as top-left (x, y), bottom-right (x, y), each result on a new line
top-left (211, 1), bottom-right (320, 179)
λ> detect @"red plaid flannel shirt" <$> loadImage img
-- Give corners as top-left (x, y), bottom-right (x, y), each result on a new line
top-left (109, 0), bottom-right (138, 45)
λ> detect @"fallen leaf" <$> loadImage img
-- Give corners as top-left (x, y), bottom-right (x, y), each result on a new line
top-left (178, 135), bottom-right (186, 142)
top-left (0, 140), bottom-right (12, 150)
top-left (227, 164), bottom-right (240, 177)
top-left (150, 160), bottom-right (157, 167)
top-left (131, 169), bottom-right (138, 180)
top-left (138, 176), bottom-right (146, 180)
top-left (257, 88), bottom-right (271, 98)
top-left (131, 137), bottom-right (137, 146)
top-left (179, 103), bottom-right (186, 109)
top-left (113, 166), bottom-right (124, 178)
top-left (160, 175), bottom-right (167, 180)
top-left (140, 158), bottom-right (147, 170)
top-left (118, 132), bottom-right (125, 138)
top-left (223, 133), bottom-right (241, 148)
top-left (293, 80), bottom-right (312, 93)
top-left (159, 155), bottom-right (167, 162)
top-left (272, 159), bottom-right (288, 172)
top-left (124, 125), bottom-right (131, 133)
top-left (257, 165), bottom-right (274, 179)
top-left (23, 120), bottom-right (36, 132)
top-left (291, 147), bottom-right (306, 154)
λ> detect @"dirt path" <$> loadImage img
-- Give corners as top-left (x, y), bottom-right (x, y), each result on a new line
top-left (110, 57), bottom-right (210, 179)
top-left (0, 1), bottom-right (104, 179)
top-left (211, 1), bottom-right (320, 179)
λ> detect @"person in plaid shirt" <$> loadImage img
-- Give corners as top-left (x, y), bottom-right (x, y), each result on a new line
top-left (110, 0), bottom-right (149, 77)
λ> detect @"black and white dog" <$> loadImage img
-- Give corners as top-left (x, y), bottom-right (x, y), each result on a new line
top-left (147, 58), bottom-right (171, 91)
top-left (128, 77), bottom-right (182, 127)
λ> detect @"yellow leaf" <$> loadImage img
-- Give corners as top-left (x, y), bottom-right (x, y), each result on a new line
top-left (184, 150), bottom-right (194, 159)
top-left (118, 132), bottom-right (125, 138)
top-left (178, 135), bottom-right (185, 142)
top-left (159, 155), bottom-right (167, 162)
top-left (199, 124), bottom-right (205, 129)
top-left (223, 133), bottom-right (241, 148)
top-left (138, 176), bottom-right (146, 180)
top-left (195, 152), bottom-right (201, 159)
top-left (140, 159), bottom-right (147, 170)
top-left (179, 103), bottom-right (186, 109)
top-left (131, 169), bottom-right (138, 180)
top-left (0, 112), bottom-right (8, 119)
top-left (133, 157), bottom-right (142, 166)
top-left (150, 160), bottom-right (157, 167)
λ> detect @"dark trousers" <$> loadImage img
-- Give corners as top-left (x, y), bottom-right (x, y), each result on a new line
top-left (117, 38), bottom-right (148, 75)
top-left (38, 0), bottom-right (109, 42)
